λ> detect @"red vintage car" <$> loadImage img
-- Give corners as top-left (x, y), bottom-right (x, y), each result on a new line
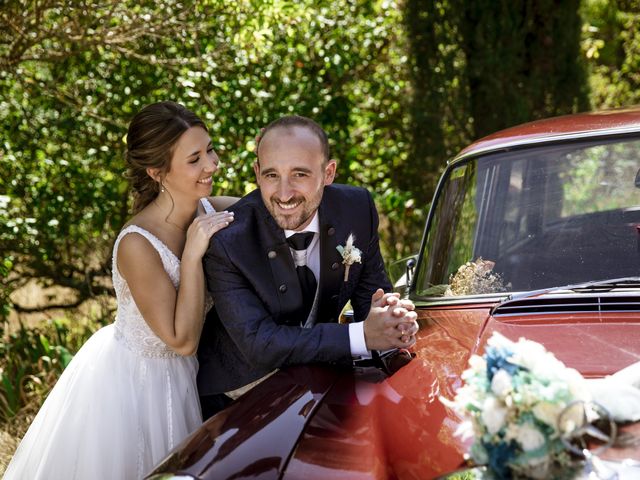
top-left (146, 108), bottom-right (640, 479)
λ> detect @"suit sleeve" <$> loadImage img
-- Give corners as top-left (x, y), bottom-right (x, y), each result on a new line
top-left (203, 237), bottom-right (353, 371)
top-left (350, 190), bottom-right (393, 322)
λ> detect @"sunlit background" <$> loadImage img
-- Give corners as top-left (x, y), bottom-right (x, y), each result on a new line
top-left (1, 0), bottom-right (638, 471)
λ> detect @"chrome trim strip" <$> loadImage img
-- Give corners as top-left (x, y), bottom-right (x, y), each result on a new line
top-left (493, 295), bottom-right (640, 316)
top-left (413, 291), bottom-right (640, 307)
top-left (412, 293), bottom-right (508, 307)
top-left (494, 309), bottom-right (640, 317)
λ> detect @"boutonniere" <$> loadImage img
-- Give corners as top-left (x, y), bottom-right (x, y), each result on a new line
top-left (336, 233), bottom-right (362, 282)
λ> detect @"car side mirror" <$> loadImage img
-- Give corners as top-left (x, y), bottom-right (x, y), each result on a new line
top-left (405, 257), bottom-right (416, 291)
top-left (388, 255), bottom-right (417, 297)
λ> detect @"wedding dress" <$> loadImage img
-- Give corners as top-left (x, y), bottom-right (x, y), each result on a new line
top-left (4, 225), bottom-right (204, 480)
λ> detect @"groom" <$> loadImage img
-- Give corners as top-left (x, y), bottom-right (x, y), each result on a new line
top-left (198, 115), bottom-right (418, 419)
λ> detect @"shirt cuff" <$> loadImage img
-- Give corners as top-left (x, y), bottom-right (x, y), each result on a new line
top-left (349, 321), bottom-right (372, 359)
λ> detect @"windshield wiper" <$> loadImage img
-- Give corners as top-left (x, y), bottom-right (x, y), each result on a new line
top-left (504, 276), bottom-right (640, 304)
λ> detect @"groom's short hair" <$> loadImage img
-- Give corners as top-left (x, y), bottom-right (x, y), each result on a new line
top-left (259, 115), bottom-right (330, 162)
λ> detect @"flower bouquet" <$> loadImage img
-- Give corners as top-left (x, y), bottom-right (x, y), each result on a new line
top-left (445, 333), bottom-right (593, 479)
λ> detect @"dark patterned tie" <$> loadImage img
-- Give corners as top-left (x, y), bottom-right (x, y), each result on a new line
top-left (287, 232), bottom-right (317, 321)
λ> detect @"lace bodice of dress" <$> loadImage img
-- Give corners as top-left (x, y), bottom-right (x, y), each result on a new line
top-left (112, 225), bottom-right (206, 358)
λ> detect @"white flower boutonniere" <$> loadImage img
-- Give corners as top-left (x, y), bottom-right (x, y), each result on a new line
top-left (336, 233), bottom-right (362, 282)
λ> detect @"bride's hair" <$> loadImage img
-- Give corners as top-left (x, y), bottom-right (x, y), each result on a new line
top-left (125, 101), bottom-right (208, 213)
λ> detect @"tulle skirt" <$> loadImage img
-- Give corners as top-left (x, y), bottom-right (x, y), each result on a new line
top-left (4, 324), bottom-right (202, 480)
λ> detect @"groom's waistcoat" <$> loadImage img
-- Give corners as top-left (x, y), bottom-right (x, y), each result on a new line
top-left (197, 184), bottom-right (391, 394)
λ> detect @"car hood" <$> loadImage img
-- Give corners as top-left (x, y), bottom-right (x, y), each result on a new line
top-left (480, 310), bottom-right (640, 378)
top-left (147, 366), bottom-right (342, 479)
top-left (414, 295), bottom-right (640, 382)
top-left (285, 300), bottom-right (640, 478)
top-left (149, 296), bottom-right (640, 479)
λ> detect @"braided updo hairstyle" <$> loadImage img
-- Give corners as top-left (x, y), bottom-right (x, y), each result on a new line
top-left (125, 101), bottom-right (208, 214)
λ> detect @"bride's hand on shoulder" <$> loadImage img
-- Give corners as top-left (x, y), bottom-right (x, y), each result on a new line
top-left (184, 210), bottom-right (235, 261)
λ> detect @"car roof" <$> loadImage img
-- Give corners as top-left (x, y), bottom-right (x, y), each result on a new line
top-left (454, 106), bottom-right (640, 162)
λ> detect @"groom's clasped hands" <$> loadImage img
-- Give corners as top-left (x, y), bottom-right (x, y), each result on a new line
top-left (364, 289), bottom-right (418, 351)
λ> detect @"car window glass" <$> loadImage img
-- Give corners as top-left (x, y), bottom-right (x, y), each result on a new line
top-left (416, 137), bottom-right (640, 298)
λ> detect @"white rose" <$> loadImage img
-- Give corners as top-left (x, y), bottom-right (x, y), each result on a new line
top-left (468, 354), bottom-right (486, 375)
top-left (532, 401), bottom-right (562, 428)
top-left (481, 396), bottom-right (508, 435)
top-left (452, 384), bottom-right (482, 411)
top-left (505, 422), bottom-right (519, 441)
top-left (515, 423), bottom-right (545, 451)
top-left (563, 368), bottom-right (590, 401)
top-left (453, 420), bottom-right (475, 441)
top-left (510, 339), bottom-right (548, 372)
top-left (491, 369), bottom-right (512, 398)
top-left (486, 332), bottom-right (515, 350)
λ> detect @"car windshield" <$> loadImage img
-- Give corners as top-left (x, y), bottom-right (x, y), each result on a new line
top-left (414, 136), bottom-right (640, 298)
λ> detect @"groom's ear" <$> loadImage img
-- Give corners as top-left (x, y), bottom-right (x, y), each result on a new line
top-left (253, 161), bottom-right (260, 181)
top-left (323, 160), bottom-right (337, 185)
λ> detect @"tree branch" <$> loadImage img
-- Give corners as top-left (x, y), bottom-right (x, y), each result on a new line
top-left (0, 1), bottom-right (207, 70)
top-left (11, 287), bottom-right (114, 314)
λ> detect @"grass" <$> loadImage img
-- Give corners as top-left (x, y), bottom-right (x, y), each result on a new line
top-left (0, 402), bottom-right (37, 475)
top-left (0, 303), bottom-right (112, 476)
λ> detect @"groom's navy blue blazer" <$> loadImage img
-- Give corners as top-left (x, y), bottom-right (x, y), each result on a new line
top-left (197, 184), bottom-right (392, 394)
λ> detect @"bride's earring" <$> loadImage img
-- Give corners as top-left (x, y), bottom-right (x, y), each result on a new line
top-left (160, 181), bottom-right (165, 193)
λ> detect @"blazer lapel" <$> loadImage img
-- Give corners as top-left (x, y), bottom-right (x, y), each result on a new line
top-left (317, 206), bottom-right (345, 324)
top-left (259, 204), bottom-right (305, 325)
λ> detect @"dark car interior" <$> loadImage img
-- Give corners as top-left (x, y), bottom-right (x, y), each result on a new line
top-left (496, 207), bottom-right (640, 290)
top-left (416, 138), bottom-right (640, 296)
top-left (486, 142), bottom-right (640, 291)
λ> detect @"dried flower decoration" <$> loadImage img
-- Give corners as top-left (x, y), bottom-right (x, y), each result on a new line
top-left (336, 233), bottom-right (362, 282)
top-left (445, 257), bottom-right (510, 296)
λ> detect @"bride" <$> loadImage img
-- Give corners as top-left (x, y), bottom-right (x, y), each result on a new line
top-left (4, 101), bottom-right (236, 479)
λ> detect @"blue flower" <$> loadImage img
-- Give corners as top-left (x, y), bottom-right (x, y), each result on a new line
top-left (484, 439), bottom-right (517, 479)
top-left (485, 345), bottom-right (521, 381)
top-left (449, 333), bottom-right (590, 479)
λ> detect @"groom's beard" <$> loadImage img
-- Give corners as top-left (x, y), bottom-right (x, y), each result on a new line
top-left (267, 191), bottom-right (322, 231)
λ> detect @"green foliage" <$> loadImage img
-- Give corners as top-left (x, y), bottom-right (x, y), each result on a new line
top-left (455, 0), bottom-right (589, 138)
top-left (0, 315), bottom-right (106, 421)
top-left (0, 0), bottom-right (418, 318)
top-left (0, 0), bottom-right (633, 320)
top-left (404, 0), bottom-right (471, 195)
top-left (559, 141), bottom-right (640, 215)
top-left (0, 256), bottom-right (12, 322)
top-left (581, 0), bottom-right (640, 108)
top-left (400, 0), bottom-right (469, 258)
top-left (446, 472), bottom-right (479, 480)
